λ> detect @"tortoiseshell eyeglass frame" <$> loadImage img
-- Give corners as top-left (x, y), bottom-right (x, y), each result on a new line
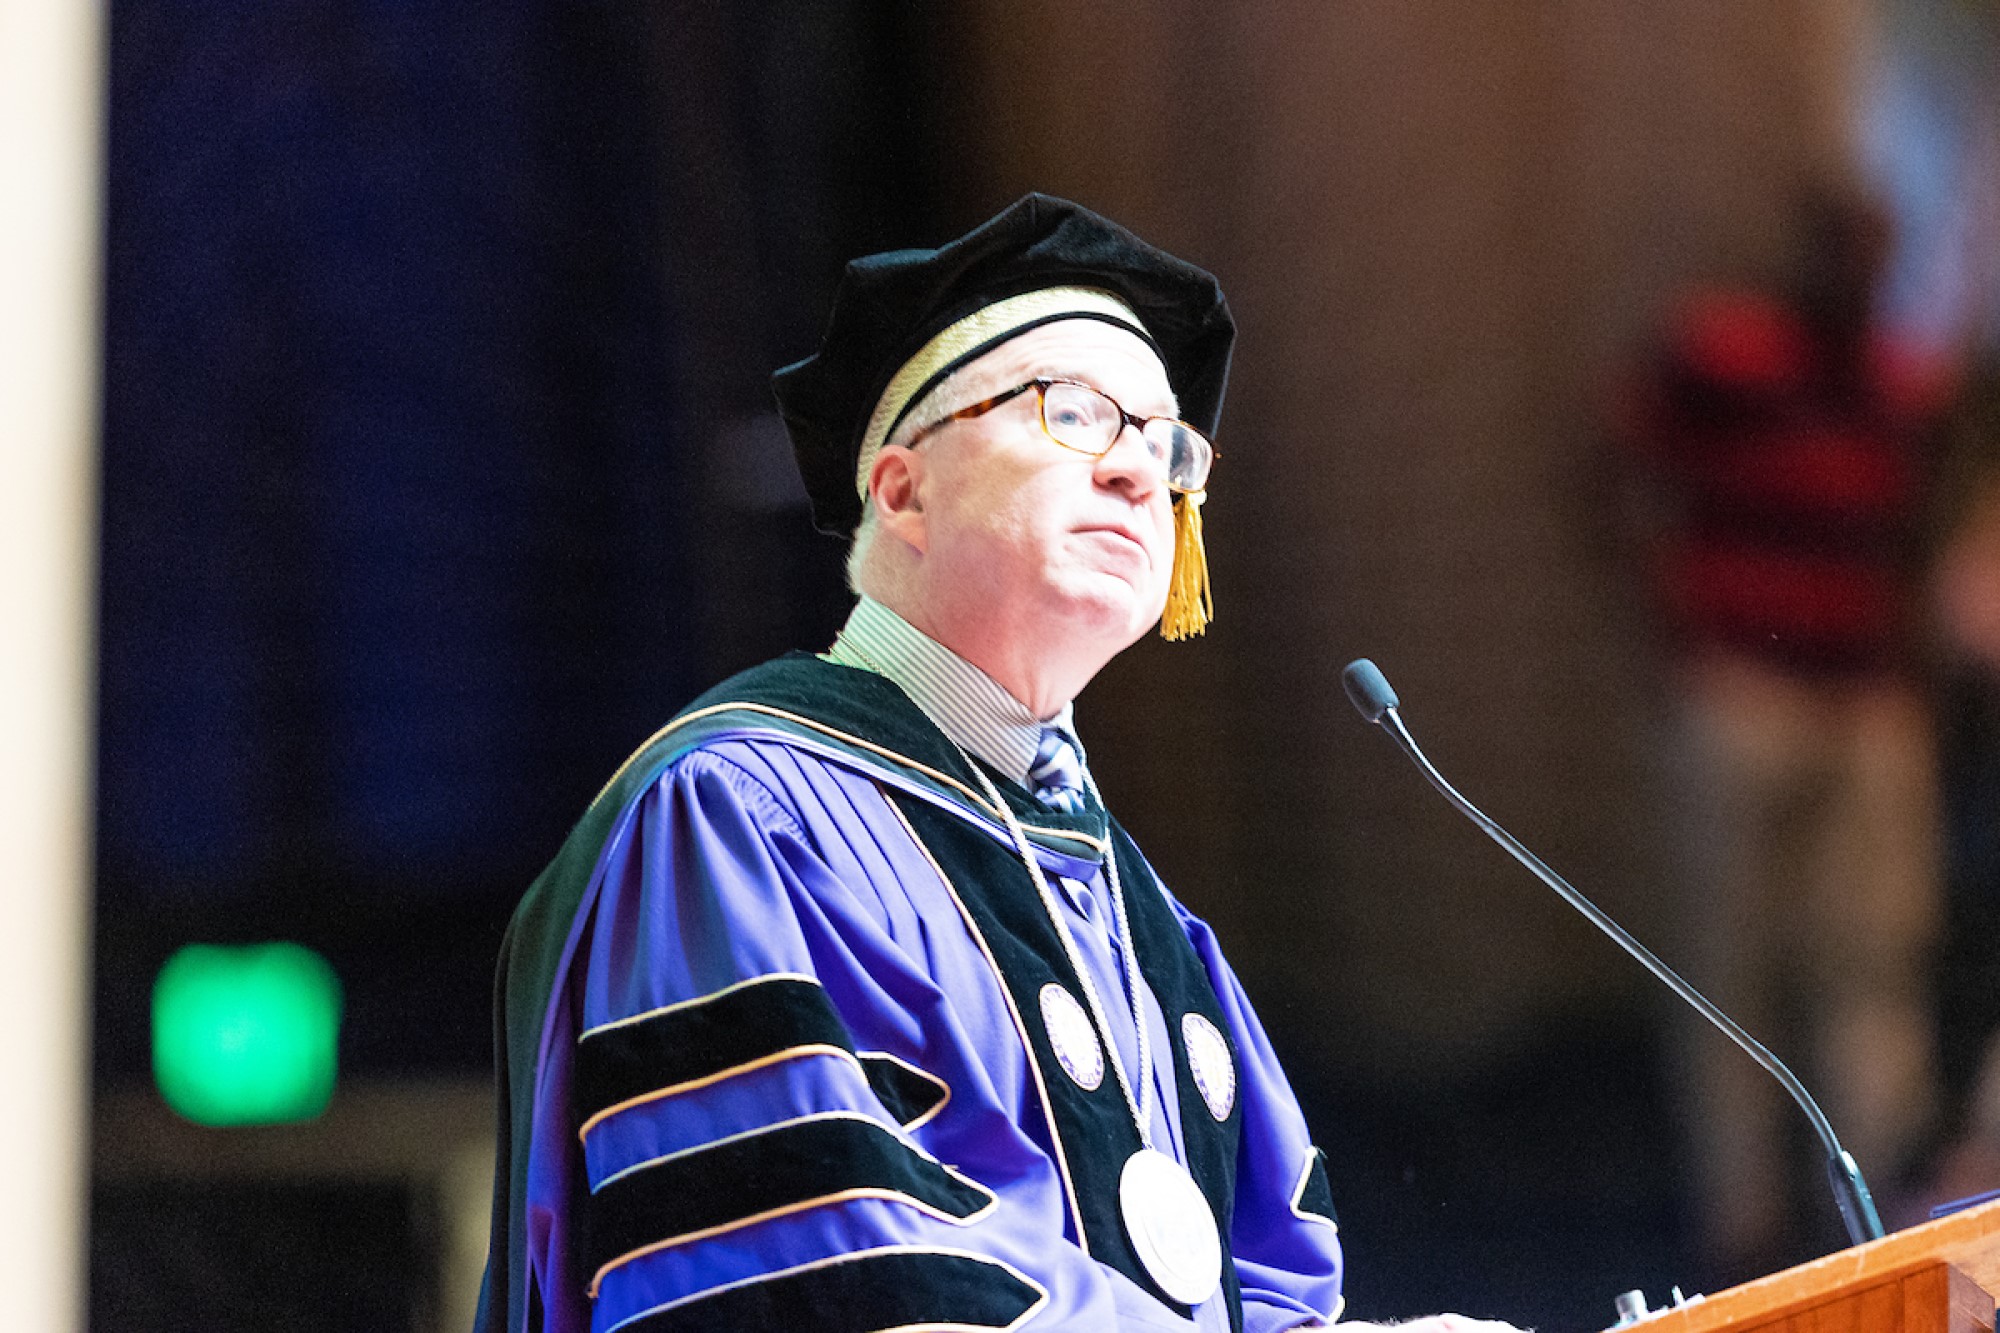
top-left (899, 377), bottom-right (1216, 493)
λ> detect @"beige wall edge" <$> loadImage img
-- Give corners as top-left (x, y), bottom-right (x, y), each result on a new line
top-left (0, 0), bottom-right (103, 1328)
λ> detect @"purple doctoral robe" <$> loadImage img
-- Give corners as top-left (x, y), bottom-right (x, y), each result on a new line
top-left (475, 655), bottom-right (1343, 1333)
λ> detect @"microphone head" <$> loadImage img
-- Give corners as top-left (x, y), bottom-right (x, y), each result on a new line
top-left (1341, 658), bottom-right (1400, 723)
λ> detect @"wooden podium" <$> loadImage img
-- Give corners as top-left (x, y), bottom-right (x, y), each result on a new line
top-left (1639, 1200), bottom-right (2000, 1333)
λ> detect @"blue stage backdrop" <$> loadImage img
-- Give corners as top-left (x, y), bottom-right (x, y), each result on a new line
top-left (97, 2), bottom-right (946, 1081)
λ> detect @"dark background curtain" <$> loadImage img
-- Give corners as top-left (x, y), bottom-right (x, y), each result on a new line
top-left (98, 2), bottom-right (944, 1078)
top-left (96, 8), bottom-right (941, 1324)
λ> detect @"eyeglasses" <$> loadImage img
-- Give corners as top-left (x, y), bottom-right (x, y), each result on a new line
top-left (904, 377), bottom-right (1216, 493)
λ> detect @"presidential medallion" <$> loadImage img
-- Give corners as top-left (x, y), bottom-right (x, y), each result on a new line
top-left (1119, 1147), bottom-right (1223, 1306)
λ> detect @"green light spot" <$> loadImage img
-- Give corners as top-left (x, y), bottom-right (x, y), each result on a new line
top-left (152, 943), bottom-right (342, 1127)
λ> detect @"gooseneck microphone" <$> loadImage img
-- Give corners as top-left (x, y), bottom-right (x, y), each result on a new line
top-left (1339, 658), bottom-right (1885, 1250)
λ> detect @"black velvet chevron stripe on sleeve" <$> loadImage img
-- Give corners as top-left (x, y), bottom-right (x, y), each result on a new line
top-left (615, 1249), bottom-right (1042, 1333)
top-left (858, 1053), bottom-right (949, 1128)
top-left (1295, 1147), bottom-right (1338, 1227)
top-left (585, 1115), bottom-right (995, 1282)
top-left (575, 976), bottom-right (853, 1125)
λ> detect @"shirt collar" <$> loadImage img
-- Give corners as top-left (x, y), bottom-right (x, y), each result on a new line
top-left (825, 597), bottom-right (1078, 789)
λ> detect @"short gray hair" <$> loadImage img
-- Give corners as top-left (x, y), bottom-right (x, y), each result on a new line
top-left (845, 502), bottom-right (880, 596)
top-left (846, 363), bottom-right (987, 598)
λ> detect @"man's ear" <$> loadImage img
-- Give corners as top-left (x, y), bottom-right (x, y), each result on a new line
top-left (869, 447), bottom-right (927, 554)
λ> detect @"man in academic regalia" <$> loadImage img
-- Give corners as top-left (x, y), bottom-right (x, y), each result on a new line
top-left (474, 194), bottom-right (1524, 1333)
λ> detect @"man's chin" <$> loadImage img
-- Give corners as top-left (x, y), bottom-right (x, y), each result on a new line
top-left (1050, 577), bottom-right (1167, 648)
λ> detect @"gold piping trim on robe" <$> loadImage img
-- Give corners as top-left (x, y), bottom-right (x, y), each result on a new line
top-left (1287, 1147), bottom-right (1339, 1233)
top-left (603, 1244), bottom-right (1050, 1333)
top-left (579, 971), bottom-right (822, 1039)
top-left (593, 701), bottom-right (1112, 859)
top-left (576, 1043), bottom-right (859, 1144)
top-left (857, 1048), bottom-right (954, 1132)
top-left (577, 976), bottom-right (955, 1139)
top-left (587, 1110), bottom-right (997, 1296)
top-left (884, 794), bottom-right (1091, 1255)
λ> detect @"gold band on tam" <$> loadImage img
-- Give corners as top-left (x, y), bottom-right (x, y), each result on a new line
top-left (854, 286), bottom-right (1151, 503)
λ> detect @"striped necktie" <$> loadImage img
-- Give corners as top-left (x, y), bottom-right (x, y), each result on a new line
top-left (1028, 727), bottom-right (1087, 813)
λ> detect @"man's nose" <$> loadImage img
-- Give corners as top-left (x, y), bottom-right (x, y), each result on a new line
top-left (1093, 423), bottom-right (1167, 496)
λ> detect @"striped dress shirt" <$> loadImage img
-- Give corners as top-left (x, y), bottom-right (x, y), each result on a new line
top-left (824, 596), bottom-right (1082, 789)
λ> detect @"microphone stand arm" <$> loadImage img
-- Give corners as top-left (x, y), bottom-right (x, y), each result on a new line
top-left (1376, 705), bottom-right (1885, 1248)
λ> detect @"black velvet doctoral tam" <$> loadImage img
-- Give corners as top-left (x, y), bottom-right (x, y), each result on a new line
top-left (771, 192), bottom-right (1236, 535)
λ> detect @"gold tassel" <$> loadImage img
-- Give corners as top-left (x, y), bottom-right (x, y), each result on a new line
top-left (1159, 490), bottom-right (1212, 640)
